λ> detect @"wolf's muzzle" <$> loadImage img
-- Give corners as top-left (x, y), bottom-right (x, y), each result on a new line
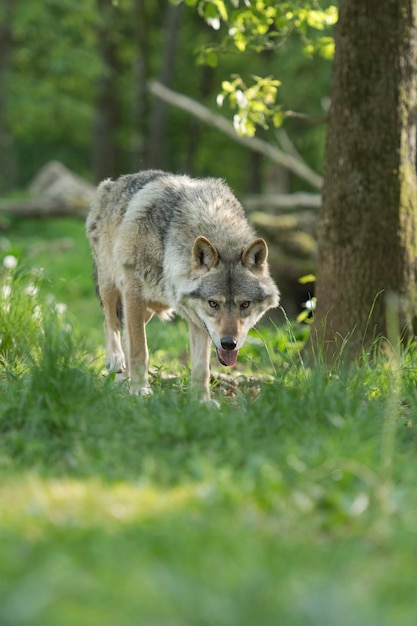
top-left (220, 336), bottom-right (237, 351)
top-left (217, 336), bottom-right (239, 367)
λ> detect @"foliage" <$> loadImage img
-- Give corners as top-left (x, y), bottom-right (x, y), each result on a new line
top-left (218, 74), bottom-right (283, 136)
top-left (177, 0), bottom-right (337, 135)
top-left (0, 217), bottom-right (102, 340)
top-left (0, 254), bottom-right (87, 383)
top-left (182, 0), bottom-right (337, 56)
top-left (296, 273), bottom-right (316, 323)
top-left (9, 0), bottom-right (101, 180)
top-left (0, 0), bottom-right (334, 192)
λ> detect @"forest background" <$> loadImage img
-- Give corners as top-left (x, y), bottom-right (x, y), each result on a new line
top-left (0, 0), bottom-right (333, 192)
top-left (3, 2), bottom-right (417, 624)
top-left (0, 0), bottom-right (337, 318)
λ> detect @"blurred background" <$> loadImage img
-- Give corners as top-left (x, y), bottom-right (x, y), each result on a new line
top-left (0, 0), bottom-right (334, 318)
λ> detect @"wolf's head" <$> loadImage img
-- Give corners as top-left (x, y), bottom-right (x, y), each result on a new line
top-left (182, 236), bottom-right (280, 367)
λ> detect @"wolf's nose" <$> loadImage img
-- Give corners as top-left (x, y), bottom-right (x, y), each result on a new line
top-left (221, 336), bottom-right (237, 351)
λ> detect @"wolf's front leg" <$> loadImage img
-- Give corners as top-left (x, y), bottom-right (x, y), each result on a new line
top-left (188, 321), bottom-right (212, 402)
top-left (123, 288), bottom-right (152, 396)
top-left (101, 285), bottom-right (126, 374)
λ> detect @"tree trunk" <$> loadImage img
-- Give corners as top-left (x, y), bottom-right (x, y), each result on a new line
top-left (91, 0), bottom-right (123, 183)
top-left (147, 3), bottom-right (182, 168)
top-left (130, 0), bottom-right (151, 169)
top-left (308, 0), bottom-right (417, 361)
top-left (0, 0), bottom-right (17, 192)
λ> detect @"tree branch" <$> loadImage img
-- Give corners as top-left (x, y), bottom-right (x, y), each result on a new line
top-left (148, 80), bottom-right (323, 190)
top-left (245, 192), bottom-right (321, 211)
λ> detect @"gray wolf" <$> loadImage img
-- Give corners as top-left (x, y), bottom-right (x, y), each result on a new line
top-left (86, 170), bottom-right (280, 401)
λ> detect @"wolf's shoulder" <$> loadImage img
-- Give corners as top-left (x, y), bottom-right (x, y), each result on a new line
top-left (87, 170), bottom-right (172, 226)
top-left (107, 170), bottom-right (171, 200)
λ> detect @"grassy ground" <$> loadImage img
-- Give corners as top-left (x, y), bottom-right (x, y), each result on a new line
top-left (1, 217), bottom-right (417, 625)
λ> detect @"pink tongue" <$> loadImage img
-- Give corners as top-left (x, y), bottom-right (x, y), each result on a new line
top-left (217, 348), bottom-right (239, 367)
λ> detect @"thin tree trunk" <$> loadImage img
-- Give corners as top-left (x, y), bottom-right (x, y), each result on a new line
top-left (92, 0), bottom-right (122, 183)
top-left (308, 0), bottom-right (417, 361)
top-left (130, 0), bottom-right (150, 169)
top-left (147, 3), bottom-right (183, 168)
top-left (0, 0), bottom-right (17, 192)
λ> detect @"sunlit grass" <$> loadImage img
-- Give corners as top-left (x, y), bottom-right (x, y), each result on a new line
top-left (0, 474), bottom-right (199, 531)
top-left (2, 218), bottom-right (417, 624)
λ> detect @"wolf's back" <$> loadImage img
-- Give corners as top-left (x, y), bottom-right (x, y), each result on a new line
top-left (89, 170), bottom-right (168, 222)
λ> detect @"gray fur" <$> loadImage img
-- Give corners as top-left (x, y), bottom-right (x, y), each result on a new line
top-left (86, 171), bottom-right (280, 401)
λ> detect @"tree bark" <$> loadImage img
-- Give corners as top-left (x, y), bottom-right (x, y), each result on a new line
top-left (147, 3), bottom-right (182, 168)
top-left (0, 0), bottom-right (17, 192)
top-left (91, 0), bottom-right (123, 183)
top-left (308, 0), bottom-right (417, 361)
top-left (130, 0), bottom-right (151, 169)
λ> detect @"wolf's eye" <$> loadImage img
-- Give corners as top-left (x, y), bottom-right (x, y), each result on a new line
top-left (240, 301), bottom-right (251, 310)
top-left (208, 300), bottom-right (219, 309)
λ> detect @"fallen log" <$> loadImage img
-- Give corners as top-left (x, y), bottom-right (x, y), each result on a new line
top-left (0, 161), bottom-right (94, 219)
top-left (0, 197), bottom-right (89, 219)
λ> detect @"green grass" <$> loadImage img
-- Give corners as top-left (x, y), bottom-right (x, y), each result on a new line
top-left (1, 217), bottom-right (417, 625)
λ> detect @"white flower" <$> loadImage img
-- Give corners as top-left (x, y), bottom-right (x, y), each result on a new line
top-left (32, 305), bottom-right (42, 321)
top-left (25, 284), bottom-right (39, 297)
top-left (31, 266), bottom-right (44, 278)
top-left (2, 284), bottom-right (12, 299)
top-left (55, 302), bottom-right (67, 315)
top-left (233, 114), bottom-right (245, 134)
top-left (3, 255), bottom-right (17, 269)
top-left (207, 17), bottom-right (220, 30)
top-left (216, 93), bottom-right (224, 107)
top-left (235, 89), bottom-right (248, 108)
top-left (304, 297), bottom-right (317, 312)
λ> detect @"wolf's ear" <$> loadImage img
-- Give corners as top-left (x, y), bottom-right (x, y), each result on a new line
top-left (191, 236), bottom-right (219, 272)
top-left (242, 238), bottom-right (268, 273)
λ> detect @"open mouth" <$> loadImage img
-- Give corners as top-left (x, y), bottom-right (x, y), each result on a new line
top-left (216, 347), bottom-right (239, 367)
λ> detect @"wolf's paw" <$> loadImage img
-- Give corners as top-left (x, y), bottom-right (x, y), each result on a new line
top-left (130, 385), bottom-right (153, 397)
top-left (199, 397), bottom-right (220, 409)
top-left (106, 353), bottom-right (126, 374)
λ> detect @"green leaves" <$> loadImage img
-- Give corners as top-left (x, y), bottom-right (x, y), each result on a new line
top-left (183, 0), bottom-right (337, 136)
top-left (187, 0), bottom-right (337, 53)
top-left (10, 0), bottom-right (101, 144)
top-left (296, 274), bottom-right (316, 323)
top-left (304, 35), bottom-right (335, 59)
top-left (218, 75), bottom-right (282, 136)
